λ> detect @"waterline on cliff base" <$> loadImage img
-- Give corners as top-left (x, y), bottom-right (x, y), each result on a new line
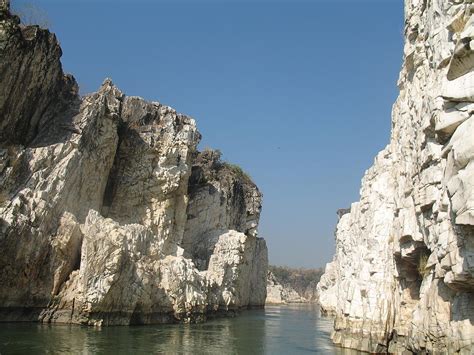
top-left (0, 304), bottom-right (361, 354)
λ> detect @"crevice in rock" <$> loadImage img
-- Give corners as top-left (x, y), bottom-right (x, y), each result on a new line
top-left (395, 239), bottom-right (430, 303)
top-left (101, 121), bottom-right (125, 217)
top-left (101, 97), bottom-right (126, 217)
top-left (185, 231), bottom-right (221, 272)
top-left (51, 216), bottom-right (84, 297)
top-left (71, 243), bottom-right (81, 273)
top-left (405, 52), bottom-right (416, 83)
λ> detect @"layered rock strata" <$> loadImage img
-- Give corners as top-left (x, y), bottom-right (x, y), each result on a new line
top-left (0, 1), bottom-right (267, 325)
top-left (318, 0), bottom-right (474, 353)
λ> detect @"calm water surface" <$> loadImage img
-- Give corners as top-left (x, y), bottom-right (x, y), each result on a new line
top-left (0, 304), bottom-right (361, 354)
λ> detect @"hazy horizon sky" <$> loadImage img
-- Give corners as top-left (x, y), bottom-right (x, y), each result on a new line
top-left (15, 0), bottom-right (404, 268)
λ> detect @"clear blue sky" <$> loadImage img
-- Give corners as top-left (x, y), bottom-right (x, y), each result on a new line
top-left (15, 0), bottom-right (404, 268)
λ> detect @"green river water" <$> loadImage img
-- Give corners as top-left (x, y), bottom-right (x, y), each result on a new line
top-left (0, 304), bottom-right (361, 354)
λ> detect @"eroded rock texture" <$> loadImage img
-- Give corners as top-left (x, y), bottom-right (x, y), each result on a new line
top-left (265, 265), bottom-right (323, 304)
top-left (0, 2), bottom-right (267, 325)
top-left (265, 272), bottom-right (307, 305)
top-left (318, 0), bottom-right (474, 353)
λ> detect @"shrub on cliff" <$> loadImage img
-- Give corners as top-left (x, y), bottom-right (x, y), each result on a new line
top-left (417, 252), bottom-right (430, 278)
top-left (200, 147), bottom-right (252, 182)
top-left (223, 162), bottom-right (252, 182)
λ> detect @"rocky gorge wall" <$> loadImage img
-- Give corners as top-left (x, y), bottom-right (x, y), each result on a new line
top-left (265, 265), bottom-right (323, 304)
top-left (265, 271), bottom-right (307, 305)
top-left (0, 1), bottom-right (267, 326)
top-left (318, 0), bottom-right (474, 353)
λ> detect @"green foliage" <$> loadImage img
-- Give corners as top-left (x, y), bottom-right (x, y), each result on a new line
top-left (223, 162), bottom-right (251, 181)
top-left (201, 147), bottom-right (222, 161)
top-left (200, 147), bottom-right (251, 182)
top-left (417, 252), bottom-right (430, 278)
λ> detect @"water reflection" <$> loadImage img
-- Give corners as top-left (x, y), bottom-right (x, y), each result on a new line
top-left (0, 305), bottom-right (361, 354)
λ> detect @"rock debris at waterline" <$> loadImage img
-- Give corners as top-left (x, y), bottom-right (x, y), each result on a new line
top-left (0, 1), bottom-right (267, 326)
top-left (318, 0), bottom-right (474, 353)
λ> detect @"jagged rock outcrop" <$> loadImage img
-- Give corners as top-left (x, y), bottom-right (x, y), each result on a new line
top-left (182, 149), bottom-right (267, 310)
top-left (265, 272), bottom-right (307, 304)
top-left (266, 265), bottom-right (323, 304)
top-left (318, 0), bottom-right (474, 353)
top-left (0, 1), bottom-right (267, 325)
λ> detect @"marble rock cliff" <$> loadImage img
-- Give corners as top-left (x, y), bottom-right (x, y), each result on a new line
top-left (318, 0), bottom-right (474, 353)
top-left (0, 2), bottom-right (267, 325)
top-left (265, 272), bottom-right (307, 305)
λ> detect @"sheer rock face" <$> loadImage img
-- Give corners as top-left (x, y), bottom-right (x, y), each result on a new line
top-left (318, 0), bottom-right (474, 353)
top-left (182, 150), bottom-right (268, 309)
top-left (0, 4), bottom-right (267, 325)
top-left (182, 150), bottom-right (263, 269)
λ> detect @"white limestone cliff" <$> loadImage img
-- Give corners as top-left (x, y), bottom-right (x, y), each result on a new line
top-left (317, 0), bottom-right (474, 353)
top-left (0, 2), bottom-right (267, 325)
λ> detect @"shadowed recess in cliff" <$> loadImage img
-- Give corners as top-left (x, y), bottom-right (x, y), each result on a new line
top-left (182, 149), bottom-right (262, 271)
